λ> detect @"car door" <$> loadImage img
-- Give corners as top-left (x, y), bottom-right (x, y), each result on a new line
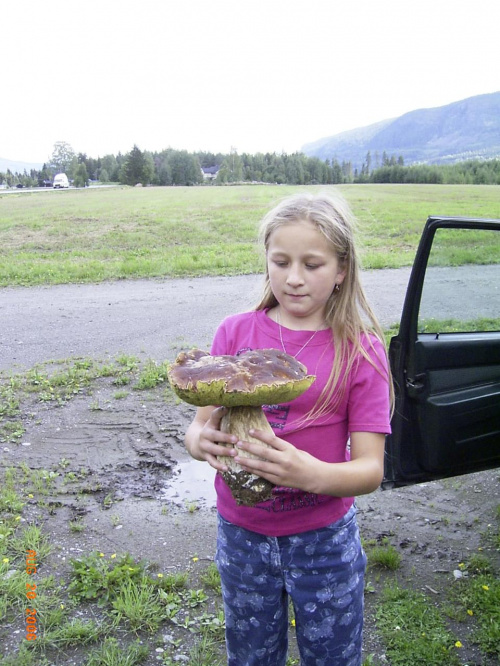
top-left (383, 216), bottom-right (500, 488)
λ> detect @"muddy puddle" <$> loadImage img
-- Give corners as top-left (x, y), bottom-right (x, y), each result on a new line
top-left (162, 458), bottom-right (217, 508)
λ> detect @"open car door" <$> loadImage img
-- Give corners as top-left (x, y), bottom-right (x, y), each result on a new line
top-left (383, 216), bottom-right (500, 488)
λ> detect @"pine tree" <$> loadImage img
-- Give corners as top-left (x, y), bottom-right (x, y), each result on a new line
top-left (120, 145), bottom-right (153, 186)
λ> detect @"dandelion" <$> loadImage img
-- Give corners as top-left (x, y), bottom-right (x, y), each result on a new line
top-left (192, 557), bottom-right (199, 562)
top-left (28, 494), bottom-right (34, 499)
top-left (15, 516), bottom-right (21, 521)
top-left (2, 558), bottom-right (9, 564)
top-left (157, 573), bottom-right (164, 578)
top-left (455, 641), bottom-right (463, 648)
top-left (60, 604), bottom-right (64, 609)
top-left (467, 609), bottom-right (474, 616)
top-left (291, 618), bottom-right (296, 627)
top-left (99, 552), bottom-right (105, 557)
top-left (482, 585), bottom-right (489, 591)
top-left (458, 562), bottom-right (466, 570)
top-left (111, 554), bottom-right (117, 559)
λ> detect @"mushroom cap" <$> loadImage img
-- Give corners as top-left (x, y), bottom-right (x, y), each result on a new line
top-left (168, 348), bottom-right (316, 407)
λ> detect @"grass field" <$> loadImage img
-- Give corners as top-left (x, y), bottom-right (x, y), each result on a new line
top-left (1, 184), bottom-right (499, 287)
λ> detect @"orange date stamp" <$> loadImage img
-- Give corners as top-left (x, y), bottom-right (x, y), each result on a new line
top-left (25, 549), bottom-right (37, 641)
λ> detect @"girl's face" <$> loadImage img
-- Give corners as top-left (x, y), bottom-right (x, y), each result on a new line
top-left (267, 220), bottom-right (346, 329)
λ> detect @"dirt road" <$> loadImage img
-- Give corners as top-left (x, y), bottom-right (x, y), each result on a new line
top-left (0, 269), bottom-right (411, 371)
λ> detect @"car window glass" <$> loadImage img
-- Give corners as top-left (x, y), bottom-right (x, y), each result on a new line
top-left (418, 227), bottom-right (500, 334)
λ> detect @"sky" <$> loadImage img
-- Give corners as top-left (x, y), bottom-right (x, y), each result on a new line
top-left (2, 0), bottom-right (499, 165)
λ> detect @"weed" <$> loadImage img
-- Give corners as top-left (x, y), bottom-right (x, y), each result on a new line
top-left (134, 359), bottom-right (169, 390)
top-left (69, 520), bottom-right (85, 532)
top-left (367, 544), bottom-right (401, 570)
top-left (86, 637), bottom-right (149, 666)
top-left (200, 562), bottom-right (221, 593)
top-left (185, 499), bottom-right (199, 513)
top-left (9, 523), bottom-right (51, 562)
top-left (187, 634), bottom-right (225, 666)
top-left (68, 552), bottom-right (148, 604)
top-left (111, 579), bottom-right (166, 632)
top-left (33, 617), bottom-right (105, 649)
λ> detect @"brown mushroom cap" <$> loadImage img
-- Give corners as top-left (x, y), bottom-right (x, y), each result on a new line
top-left (168, 348), bottom-right (315, 407)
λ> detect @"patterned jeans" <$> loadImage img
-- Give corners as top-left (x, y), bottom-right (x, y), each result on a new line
top-left (215, 505), bottom-right (366, 666)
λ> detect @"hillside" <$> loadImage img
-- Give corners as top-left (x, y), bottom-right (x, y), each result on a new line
top-left (0, 156), bottom-right (43, 173)
top-left (302, 91), bottom-right (500, 170)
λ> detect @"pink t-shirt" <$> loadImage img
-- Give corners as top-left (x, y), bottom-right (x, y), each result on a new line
top-left (211, 309), bottom-right (392, 537)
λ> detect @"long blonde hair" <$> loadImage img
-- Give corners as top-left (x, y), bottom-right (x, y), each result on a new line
top-left (256, 191), bottom-right (394, 421)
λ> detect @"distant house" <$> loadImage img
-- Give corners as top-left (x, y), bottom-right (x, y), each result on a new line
top-left (201, 165), bottom-right (220, 181)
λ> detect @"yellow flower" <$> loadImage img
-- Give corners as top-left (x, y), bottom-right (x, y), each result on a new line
top-left (467, 609), bottom-right (474, 616)
top-left (111, 554), bottom-right (117, 559)
top-left (192, 557), bottom-right (199, 562)
top-left (15, 516), bottom-right (21, 521)
top-left (60, 604), bottom-right (64, 609)
top-left (2, 558), bottom-right (9, 564)
top-left (290, 618), bottom-right (296, 627)
top-left (28, 494), bottom-right (34, 499)
top-left (157, 573), bottom-right (164, 578)
top-left (482, 585), bottom-right (489, 591)
top-left (458, 562), bottom-right (465, 570)
top-left (99, 552), bottom-right (105, 557)
top-left (455, 641), bottom-right (463, 648)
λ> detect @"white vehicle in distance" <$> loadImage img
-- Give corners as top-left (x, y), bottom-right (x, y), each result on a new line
top-left (53, 173), bottom-right (69, 189)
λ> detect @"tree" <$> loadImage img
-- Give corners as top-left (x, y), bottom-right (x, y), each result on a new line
top-left (120, 145), bottom-right (153, 186)
top-left (73, 162), bottom-right (89, 188)
top-left (99, 168), bottom-right (109, 183)
top-left (49, 141), bottom-right (76, 176)
top-left (100, 154), bottom-right (119, 181)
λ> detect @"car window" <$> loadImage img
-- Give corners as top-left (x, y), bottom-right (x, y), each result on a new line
top-left (418, 227), bottom-right (500, 334)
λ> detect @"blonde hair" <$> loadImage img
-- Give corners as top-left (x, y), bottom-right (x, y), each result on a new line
top-left (256, 191), bottom-right (394, 421)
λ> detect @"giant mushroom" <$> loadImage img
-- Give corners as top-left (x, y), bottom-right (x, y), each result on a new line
top-left (168, 348), bottom-right (315, 506)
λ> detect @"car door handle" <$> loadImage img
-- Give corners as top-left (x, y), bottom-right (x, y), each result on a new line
top-left (406, 373), bottom-right (426, 395)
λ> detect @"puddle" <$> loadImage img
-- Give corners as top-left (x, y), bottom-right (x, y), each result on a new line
top-left (162, 459), bottom-right (217, 508)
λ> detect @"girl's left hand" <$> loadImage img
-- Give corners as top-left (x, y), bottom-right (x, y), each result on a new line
top-left (233, 428), bottom-right (321, 493)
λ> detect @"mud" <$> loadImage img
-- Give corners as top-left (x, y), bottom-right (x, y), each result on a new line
top-left (1, 273), bottom-right (499, 665)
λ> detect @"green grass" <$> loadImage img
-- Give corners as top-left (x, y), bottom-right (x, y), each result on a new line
top-left (375, 584), bottom-right (461, 665)
top-left (1, 184), bottom-right (499, 286)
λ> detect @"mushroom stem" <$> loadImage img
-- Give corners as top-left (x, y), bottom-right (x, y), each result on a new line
top-left (218, 406), bottom-right (275, 506)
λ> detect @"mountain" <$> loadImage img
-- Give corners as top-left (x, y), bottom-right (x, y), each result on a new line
top-left (302, 91), bottom-right (500, 170)
top-left (0, 157), bottom-right (44, 173)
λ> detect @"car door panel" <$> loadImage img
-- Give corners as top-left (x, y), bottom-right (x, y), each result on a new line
top-left (383, 217), bottom-right (500, 488)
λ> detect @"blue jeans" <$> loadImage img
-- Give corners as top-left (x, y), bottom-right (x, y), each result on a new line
top-left (215, 505), bottom-right (366, 666)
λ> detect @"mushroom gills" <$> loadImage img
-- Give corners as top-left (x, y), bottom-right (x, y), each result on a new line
top-left (218, 406), bottom-right (275, 507)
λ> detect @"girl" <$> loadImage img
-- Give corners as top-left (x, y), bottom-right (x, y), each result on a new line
top-left (185, 192), bottom-right (393, 666)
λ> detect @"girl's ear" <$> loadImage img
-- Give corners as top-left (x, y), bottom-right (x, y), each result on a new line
top-left (336, 264), bottom-right (347, 285)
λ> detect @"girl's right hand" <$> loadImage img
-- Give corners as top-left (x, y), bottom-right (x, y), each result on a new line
top-left (185, 406), bottom-right (237, 472)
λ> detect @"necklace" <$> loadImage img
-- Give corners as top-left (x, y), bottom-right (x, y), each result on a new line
top-left (276, 310), bottom-right (322, 359)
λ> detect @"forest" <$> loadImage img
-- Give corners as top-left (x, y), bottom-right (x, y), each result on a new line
top-left (2, 141), bottom-right (500, 188)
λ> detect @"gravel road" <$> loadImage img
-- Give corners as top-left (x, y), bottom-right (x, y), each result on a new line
top-left (0, 268), bottom-right (411, 371)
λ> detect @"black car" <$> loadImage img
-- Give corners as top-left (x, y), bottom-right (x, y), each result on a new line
top-left (384, 216), bottom-right (500, 488)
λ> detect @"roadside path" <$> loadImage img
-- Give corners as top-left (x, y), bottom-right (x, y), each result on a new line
top-left (0, 269), bottom-right (411, 371)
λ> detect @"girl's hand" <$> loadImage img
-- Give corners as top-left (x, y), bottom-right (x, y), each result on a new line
top-left (185, 406), bottom-right (238, 473)
top-left (233, 428), bottom-right (322, 493)
top-left (234, 429), bottom-right (386, 497)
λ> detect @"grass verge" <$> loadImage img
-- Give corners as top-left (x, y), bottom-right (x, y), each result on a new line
top-left (1, 184), bottom-right (499, 286)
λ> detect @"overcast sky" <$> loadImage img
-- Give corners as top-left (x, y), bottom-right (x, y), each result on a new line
top-left (2, 0), bottom-right (499, 164)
